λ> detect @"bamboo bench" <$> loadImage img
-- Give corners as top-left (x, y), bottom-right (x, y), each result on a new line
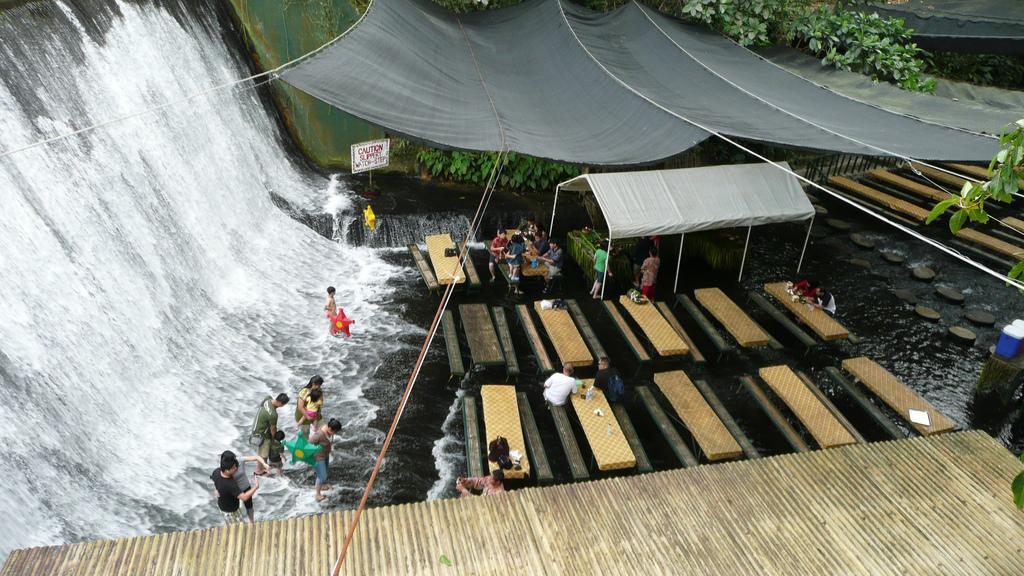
top-left (463, 251), bottom-right (482, 294)
top-left (619, 296), bottom-right (689, 357)
top-left (954, 228), bottom-right (1024, 261)
top-left (655, 301), bottom-right (706, 364)
top-left (515, 304), bottom-right (555, 374)
top-left (566, 299), bottom-right (607, 360)
top-left (407, 243), bottom-right (439, 293)
top-left (842, 357), bottom-right (957, 436)
top-left (602, 300), bottom-right (652, 365)
top-left (459, 303), bottom-right (505, 368)
top-left (867, 169), bottom-right (948, 203)
top-left (758, 365), bottom-right (858, 449)
top-left (693, 288), bottom-right (771, 348)
top-left (611, 404), bottom-right (654, 473)
top-left (491, 306), bottom-right (519, 380)
top-left (748, 291), bottom-right (817, 351)
top-left (462, 395), bottom-right (486, 478)
top-left (517, 392), bottom-right (554, 484)
top-left (654, 371), bottom-right (742, 461)
top-left (549, 404), bottom-right (590, 481)
top-left (828, 176), bottom-right (930, 222)
top-left (441, 310), bottom-right (465, 381)
top-left (675, 294), bottom-right (732, 359)
top-left (480, 385), bottom-right (531, 479)
top-left (636, 386), bottom-right (698, 467)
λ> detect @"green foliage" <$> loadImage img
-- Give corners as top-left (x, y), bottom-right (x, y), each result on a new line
top-left (926, 119), bottom-right (1024, 285)
top-left (790, 7), bottom-right (935, 93)
top-left (930, 53), bottom-right (1024, 89)
top-left (681, 0), bottom-right (802, 46)
top-left (415, 148), bottom-right (580, 192)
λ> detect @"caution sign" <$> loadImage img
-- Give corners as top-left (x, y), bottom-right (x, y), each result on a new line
top-left (350, 139), bottom-right (390, 174)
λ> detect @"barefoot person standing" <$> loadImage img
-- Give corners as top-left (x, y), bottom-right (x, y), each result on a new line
top-left (309, 418), bottom-right (342, 502)
top-left (324, 286), bottom-right (337, 320)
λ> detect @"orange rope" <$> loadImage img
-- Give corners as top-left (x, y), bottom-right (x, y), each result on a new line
top-left (331, 149), bottom-right (506, 576)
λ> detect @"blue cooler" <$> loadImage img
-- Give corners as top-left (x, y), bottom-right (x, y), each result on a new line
top-left (995, 324), bottom-right (1024, 359)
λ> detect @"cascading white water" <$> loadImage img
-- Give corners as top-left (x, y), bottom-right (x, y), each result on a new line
top-left (0, 0), bottom-right (422, 562)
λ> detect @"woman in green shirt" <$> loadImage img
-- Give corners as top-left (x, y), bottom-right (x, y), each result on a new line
top-left (589, 239), bottom-right (611, 299)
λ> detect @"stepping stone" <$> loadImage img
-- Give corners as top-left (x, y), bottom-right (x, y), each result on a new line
top-left (911, 266), bottom-right (935, 281)
top-left (849, 258), bottom-right (872, 269)
top-left (850, 233), bottom-right (875, 249)
top-left (814, 204), bottom-right (829, 216)
top-left (826, 218), bottom-right (851, 231)
top-left (806, 193), bottom-right (819, 203)
top-left (881, 251), bottom-right (905, 264)
top-left (893, 289), bottom-right (917, 304)
top-left (965, 309), bottom-right (996, 326)
top-left (935, 286), bottom-right (965, 304)
top-left (948, 326), bottom-right (977, 344)
top-left (915, 305), bottom-right (941, 321)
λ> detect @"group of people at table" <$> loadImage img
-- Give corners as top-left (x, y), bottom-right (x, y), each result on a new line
top-left (488, 217), bottom-right (563, 295)
top-left (456, 357), bottom-right (625, 498)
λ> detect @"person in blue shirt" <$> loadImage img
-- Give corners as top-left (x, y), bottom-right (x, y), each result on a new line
top-left (539, 238), bottom-right (564, 294)
top-left (532, 230), bottom-right (549, 256)
top-left (504, 233), bottom-right (526, 295)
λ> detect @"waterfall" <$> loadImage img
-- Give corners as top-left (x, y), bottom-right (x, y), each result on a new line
top-left (0, 0), bottom-right (419, 561)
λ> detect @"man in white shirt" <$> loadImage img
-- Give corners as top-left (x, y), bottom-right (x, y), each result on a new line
top-left (543, 363), bottom-right (576, 407)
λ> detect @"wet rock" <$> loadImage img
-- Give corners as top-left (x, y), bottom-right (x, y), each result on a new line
top-left (850, 233), bottom-right (875, 249)
top-left (826, 218), bottom-right (852, 231)
top-left (948, 326), bottom-right (976, 344)
top-left (935, 286), bottom-right (965, 304)
top-left (911, 266), bottom-right (935, 281)
top-left (881, 251), bottom-right (905, 264)
top-left (814, 204), bottom-right (829, 216)
top-left (965, 309), bottom-right (996, 326)
top-left (915, 305), bottom-right (941, 321)
top-left (893, 289), bottom-right (917, 304)
top-left (849, 258), bottom-right (872, 269)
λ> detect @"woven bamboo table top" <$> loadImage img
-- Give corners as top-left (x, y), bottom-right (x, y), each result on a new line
top-left (618, 296), bottom-right (689, 356)
top-left (764, 282), bottom-right (849, 341)
top-left (829, 176), bottom-right (930, 222)
top-left (954, 228), bottom-right (1024, 261)
top-left (570, 380), bottom-right (636, 471)
top-left (425, 234), bottom-right (465, 284)
top-left (459, 304), bottom-right (505, 366)
top-left (533, 301), bottom-right (592, 367)
top-left (868, 169), bottom-right (948, 202)
top-left (693, 288), bottom-right (770, 348)
top-left (759, 365), bottom-right (858, 449)
top-left (654, 371), bottom-right (741, 461)
top-left (842, 357), bottom-right (957, 435)
top-left (6, 432), bottom-right (1024, 575)
top-left (479, 385), bottom-right (531, 480)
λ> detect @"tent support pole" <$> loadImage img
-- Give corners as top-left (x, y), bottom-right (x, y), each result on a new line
top-left (737, 226), bottom-right (752, 283)
top-left (674, 233), bottom-right (685, 294)
top-left (796, 215), bottom-right (815, 275)
top-left (601, 230), bottom-right (611, 300)
top-left (549, 185), bottom-right (560, 237)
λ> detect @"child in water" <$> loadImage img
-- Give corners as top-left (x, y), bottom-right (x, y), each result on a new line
top-left (324, 286), bottom-right (337, 319)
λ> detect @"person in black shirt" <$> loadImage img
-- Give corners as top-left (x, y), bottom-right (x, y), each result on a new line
top-left (211, 451), bottom-right (259, 524)
top-left (593, 356), bottom-right (625, 403)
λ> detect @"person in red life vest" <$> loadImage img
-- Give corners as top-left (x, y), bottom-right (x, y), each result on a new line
top-left (330, 308), bottom-right (355, 337)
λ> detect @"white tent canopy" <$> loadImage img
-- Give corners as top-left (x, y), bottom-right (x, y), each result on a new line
top-left (556, 162), bottom-right (813, 238)
top-left (552, 162), bottom-right (817, 296)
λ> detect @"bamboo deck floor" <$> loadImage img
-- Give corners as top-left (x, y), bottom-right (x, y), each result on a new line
top-left (1005, 216), bottom-right (1024, 234)
top-left (653, 371), bottom-right (741, 461)
top-left (479, 385), bottom-right (530, 480)
top-left (945, 162), bottom-right (989, 180)
top-left (693, 288), bottom-right (770, 348)
top-left (764, 282), bottom-right (849, 341)
top-left (6, 432), bottom-right (1024, 575)
top-left (570, 380), bottom-right (636, 471)
top-left (828, 176), bottom-right (931, 222)
top-left (759, 365), bottom-right (858, 449)
top-left (618, 296), bottom-right (689, 356)
top-left (424, 234), bottom-right (465, 285)
top-left (842, 356), bottom-right (957, 435)
top-left (533, 301), bottom-right (592, 367)
top-left (867, 169), bottom-right (949, 202)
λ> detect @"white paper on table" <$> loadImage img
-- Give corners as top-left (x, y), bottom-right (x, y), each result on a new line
top-left (908, 409), bottom-right (931, 426)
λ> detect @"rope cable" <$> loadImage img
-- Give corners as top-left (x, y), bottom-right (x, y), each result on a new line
top-left (330, 147), bottom-right (508, 576)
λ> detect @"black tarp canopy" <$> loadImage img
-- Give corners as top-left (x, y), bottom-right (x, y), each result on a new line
top-left (871, 0), bottom-right (1024, 55)
top-left (280, 0), bottom-right (997, 165)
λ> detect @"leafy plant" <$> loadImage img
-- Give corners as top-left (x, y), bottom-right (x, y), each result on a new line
top-left (790, 7), bottom-right (936, 93)
top-left (415, 148), bottom-right (580, 192)
top-left (926, 119), bottom-right (1024, 284)
top-left (930, 52), bottom-right (1024, 89)
top-left (1014, 453), bottom-right (1024, 509)
top-left (681, 0), bottom-right (802, 46)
